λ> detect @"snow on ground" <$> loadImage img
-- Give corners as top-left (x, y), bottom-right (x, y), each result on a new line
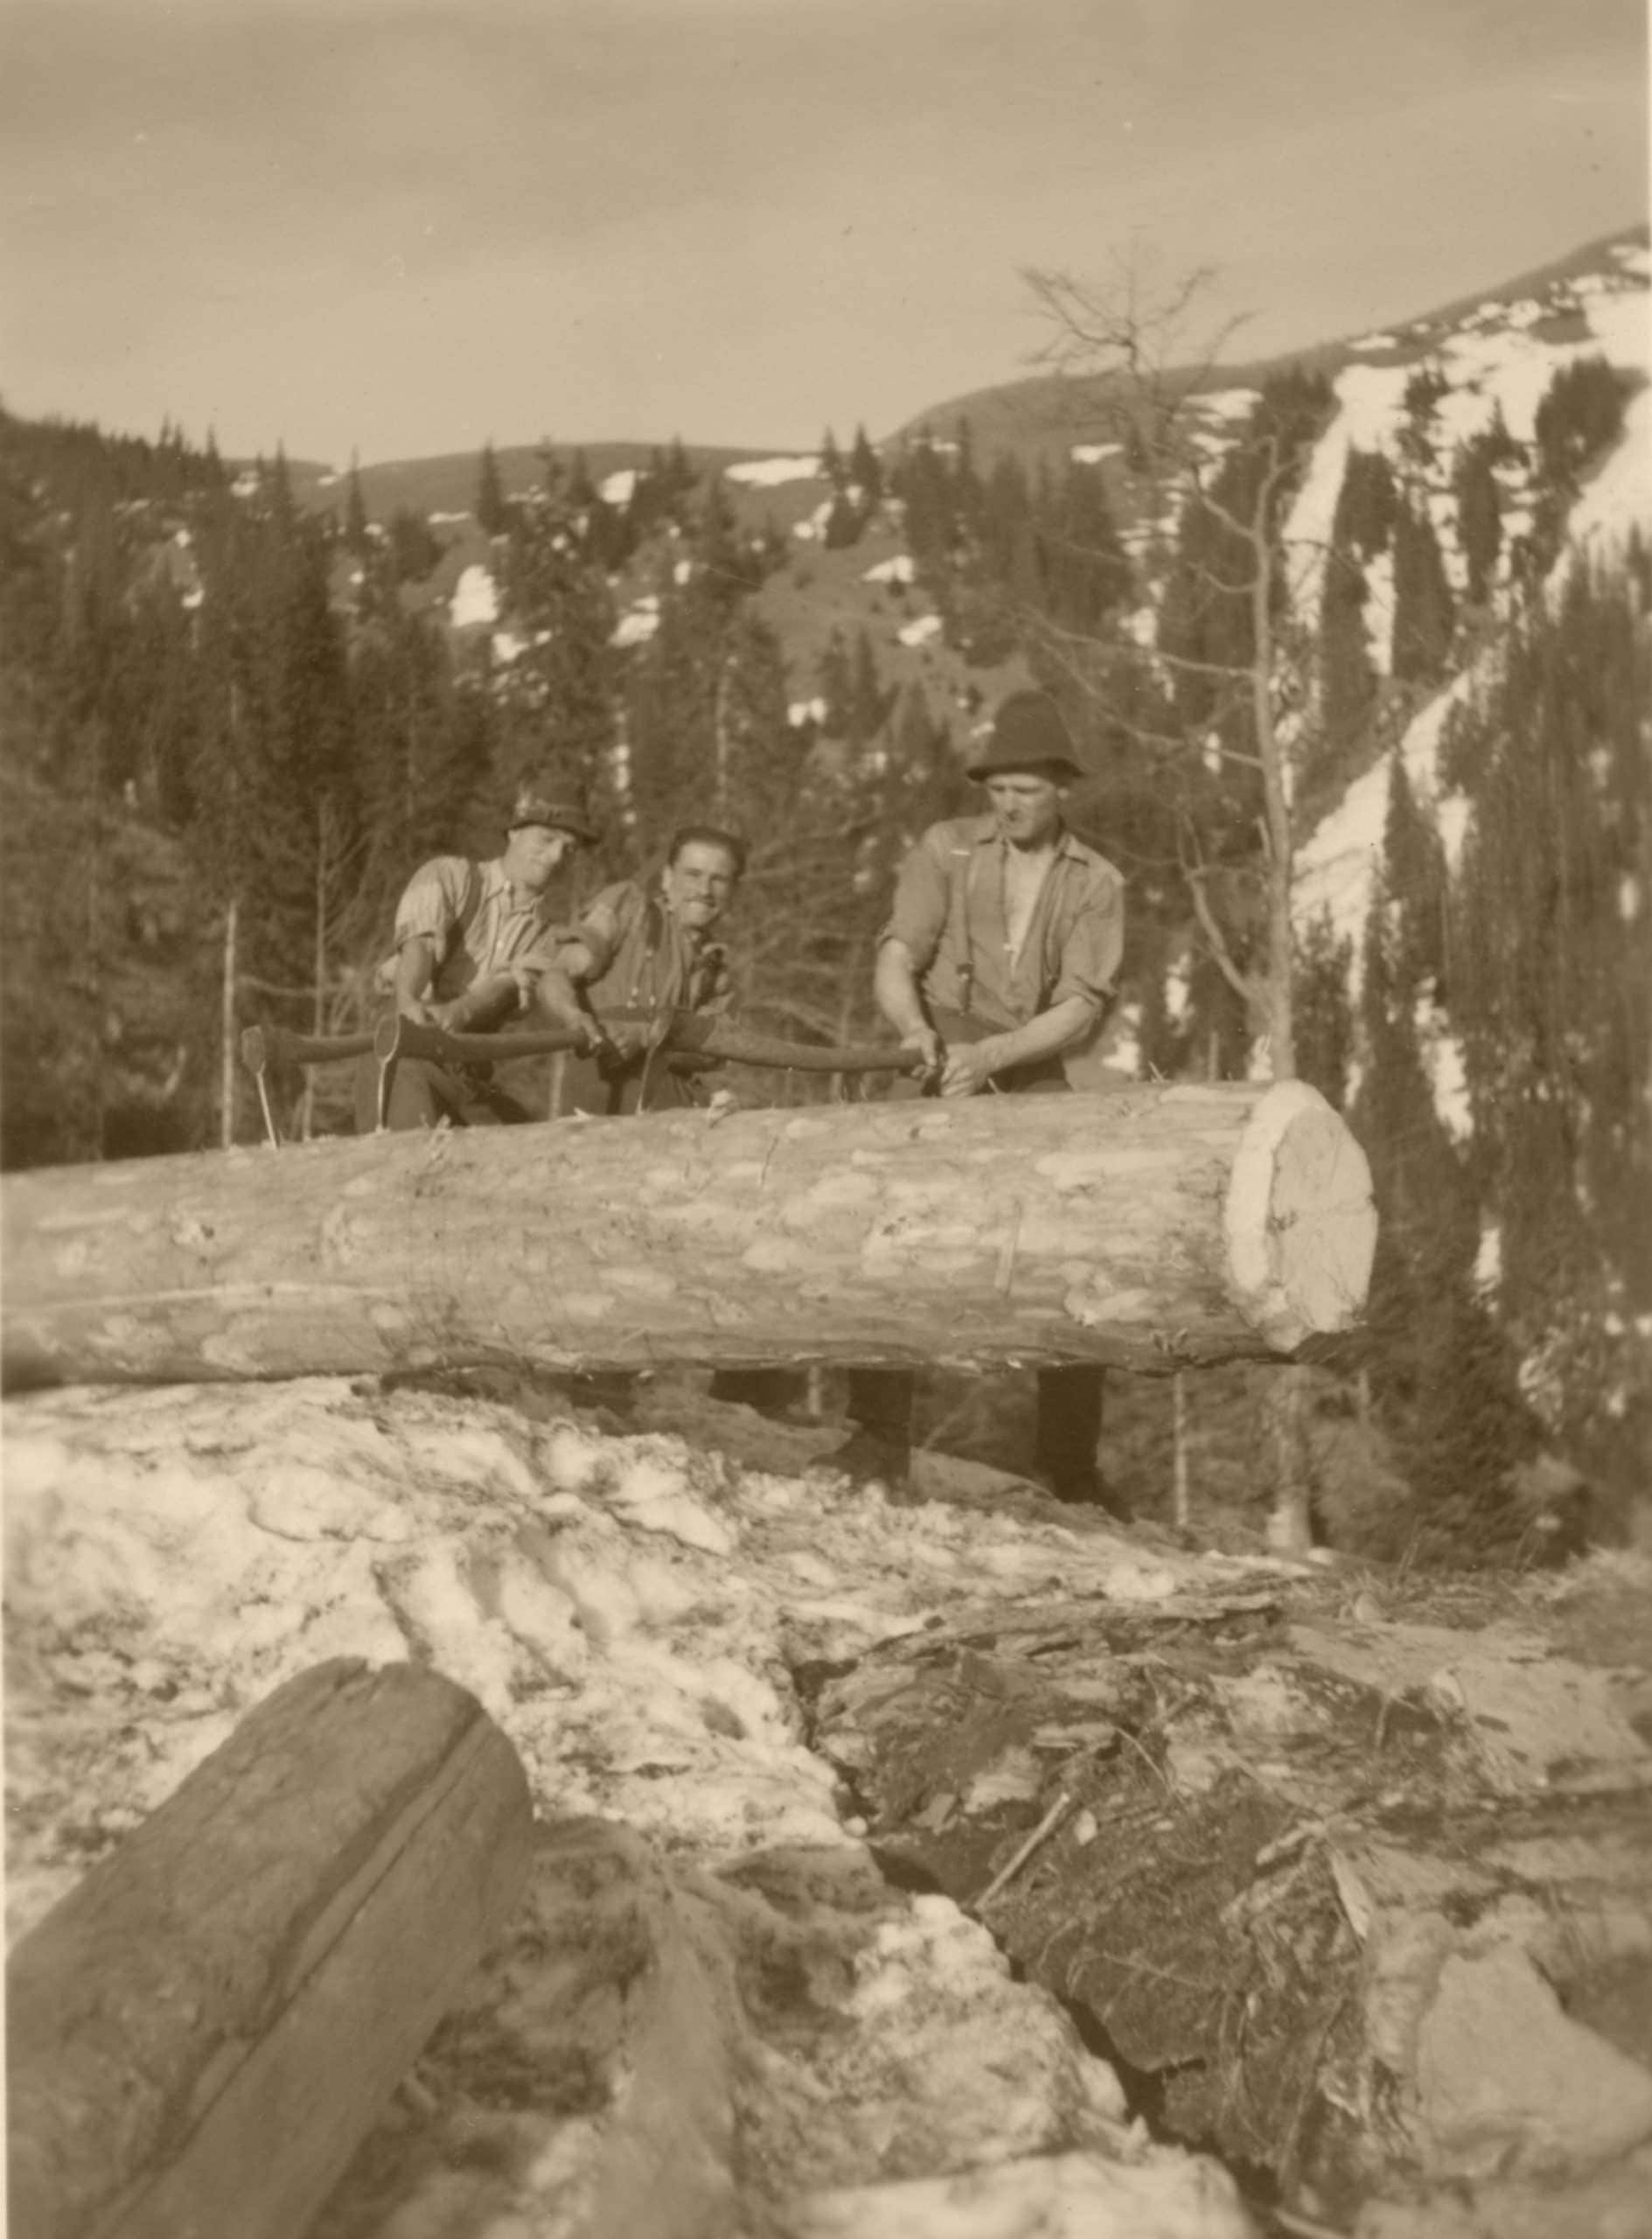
top-left (1194, 388), bottom-right (1260, 421)
top-left (610, 595), bottom-right (660, 648)
top-left (725, 455), bottom-right (822, 488)
top-left (449, 564), bottom-right (498, 630)
top-left (1070, 443), bottom-right (1122, 465)
top-left (599, 468), bottom-right (638, 506)
top-left (1284, 256), bottom-right (1648, 637)
top-left (1417, 998), bottom-right (1471, 1141)
top-left (1280, 404), bottom-right (1352, 637)
top-left (3, 1377), bottom-right (1261, 2237)
top-left (898, 614), bottom-right (943, 648)
top-left (863, 554), bottom-right (915, 585)
top-left (788, 494), bottom-right (840, 542)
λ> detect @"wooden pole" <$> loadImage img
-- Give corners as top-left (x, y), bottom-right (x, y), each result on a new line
top-left (2, 1079), bottom-right (1375, 1392)
top-left (6, 1659), bottom-right (532, 2239)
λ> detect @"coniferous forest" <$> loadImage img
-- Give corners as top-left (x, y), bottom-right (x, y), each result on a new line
top-left (1, 349), bottom-right (1646, 1548)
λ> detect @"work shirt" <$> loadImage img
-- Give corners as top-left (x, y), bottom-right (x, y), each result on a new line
top-left (571, 878), bottom-right (733, 1022)
top-left (881, 814), bottom-right (1124, 1031)
top-left (386, 854), bottom-right (566, 1003)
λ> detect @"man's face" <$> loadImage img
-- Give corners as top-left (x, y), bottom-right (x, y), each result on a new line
top-left (506, 823), bottom-right (579, 893)
top-left (985, 769), bottom-right (1066, 849)
top-left (663, 841), bottom-right (740, 933)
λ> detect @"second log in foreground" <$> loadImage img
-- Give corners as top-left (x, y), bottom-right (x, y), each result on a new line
top-left (2, 1079), bottom-right (1377, 1390)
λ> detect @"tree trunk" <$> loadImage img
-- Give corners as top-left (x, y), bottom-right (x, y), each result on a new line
top-left (1, 1078), bottom-right (1376, 1392)
top-left (218, 892), bottom-right (238, 1153)
top-left (6, 1658), bottom-right (532, 2239)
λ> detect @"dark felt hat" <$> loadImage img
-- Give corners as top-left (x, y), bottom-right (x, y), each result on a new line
top-left (965, 689), bottom-right (1084, 781)
top-left (506, 779), bottom-right (600, 844)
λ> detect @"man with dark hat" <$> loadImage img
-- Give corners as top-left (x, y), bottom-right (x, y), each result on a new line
top-left (354, 777), bottom-right (608, 1133)
top-left (818, 687), bottom-right (1128, 1510)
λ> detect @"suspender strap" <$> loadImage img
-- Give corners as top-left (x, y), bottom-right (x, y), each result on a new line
top-left (944, 845), bottom-right (978, 1019)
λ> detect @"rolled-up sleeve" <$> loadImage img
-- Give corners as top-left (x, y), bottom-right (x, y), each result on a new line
top-left (879, 824), bottom-right (954, 972)
top-left (1049, 864), bottom-right (1125, 1015)
top-left (566, 883), bottom-right (630, 981)
top-left (394, 856), bottom-right (471, 951)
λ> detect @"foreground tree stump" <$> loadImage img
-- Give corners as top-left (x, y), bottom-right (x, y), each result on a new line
top-left (6, 1659), bottom-right (532, 2239)
top-left (1, 1081), bottom-right (1374, 1390)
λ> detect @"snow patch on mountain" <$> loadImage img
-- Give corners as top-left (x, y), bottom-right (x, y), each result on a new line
top-left (599, 467), bottom-right (638, 506)
top-left (449, 563), bottom-right (499, 630)
top-left (726, 455), bottom-right (822, 489)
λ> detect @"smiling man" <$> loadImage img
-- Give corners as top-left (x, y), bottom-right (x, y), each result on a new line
top-left (819, 687), bottom-right (1129, 1510)
top-left (554, 825), bottom-right (747, 1117)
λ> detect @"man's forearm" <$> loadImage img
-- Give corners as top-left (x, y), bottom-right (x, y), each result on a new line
top-left (394, 938), bottom-right (437, 1018)
top-left (874, 940), bottom-right (931, 1039)
top-left (974, 996), bottom-right (1098, 1075)
top-left (528, 964), bottom-right (594, 1033)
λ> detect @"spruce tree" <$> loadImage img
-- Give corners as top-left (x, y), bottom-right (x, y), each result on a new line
top-left (1453, 437), bottom-right (1502, 606)
top-left (848, 424), bottom-right (883, 506)
top-left (344, 458), bottom-right (373, 558)
top-left (1449, 554), bottom-right (1651, 1488)
top-left (1316, 532), bottom-right (1376, 792)
top-left (472, 441), bottom-right (505, 537)
top-left (1391, 500), bottom-right (1455, 681)
top-left (817, 631), bottom-right (854, 738)
top-left (1353, 753), bottom-right (1527, 1555)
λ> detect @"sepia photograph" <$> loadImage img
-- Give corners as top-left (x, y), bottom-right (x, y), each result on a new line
top-left (3, 2), bottom-right (1649, 2233)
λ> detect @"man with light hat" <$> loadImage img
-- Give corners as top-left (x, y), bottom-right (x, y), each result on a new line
top-left (353, 776), bottom-right (608, 1133)
top-left (817, 687), bottom-right (1128, 1510)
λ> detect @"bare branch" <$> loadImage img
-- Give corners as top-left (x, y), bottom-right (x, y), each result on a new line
top-left (1177, 822), bottom-right (1258, 1005)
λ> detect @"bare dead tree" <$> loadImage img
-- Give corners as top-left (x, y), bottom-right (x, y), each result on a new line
top-left (1023, 254), bottom-right (1339, 1550)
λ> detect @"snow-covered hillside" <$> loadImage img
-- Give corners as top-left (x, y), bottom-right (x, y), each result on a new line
top-left (1292, 235), bottom-right (1649, 966)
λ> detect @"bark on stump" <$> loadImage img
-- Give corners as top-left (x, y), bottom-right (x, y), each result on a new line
top-left (1, 1078), bottom-right (1376, 1390)
top-left (6, 1658), bottom-right (533, 2239)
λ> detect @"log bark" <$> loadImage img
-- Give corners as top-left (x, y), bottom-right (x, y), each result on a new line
top-left (1, 1078), bottom-right (1376, 1390)
top-left (6, 1659), bottom-right (533, 2239)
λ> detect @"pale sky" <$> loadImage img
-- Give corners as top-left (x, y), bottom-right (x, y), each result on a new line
top-left (3, 0), bottom-right (1646, 467)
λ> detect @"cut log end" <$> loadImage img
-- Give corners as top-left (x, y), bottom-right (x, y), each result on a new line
top-left (1223, 1080), bottom-right (1377, 1353)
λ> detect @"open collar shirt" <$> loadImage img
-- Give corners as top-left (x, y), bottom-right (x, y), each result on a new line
top-left (882, 813), bottom-right (1124, 1030)
top-left (388, 854), bottom-right (567, 1002)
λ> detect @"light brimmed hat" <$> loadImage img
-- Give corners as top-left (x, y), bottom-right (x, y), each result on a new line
top-left (506, 780), bottom-right (600, 845)
top-left (965, 689), bottom-right (1084, 782)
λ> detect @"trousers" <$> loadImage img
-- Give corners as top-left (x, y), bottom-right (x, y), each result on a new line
top-left (352, 1050), bottom-right (534, 1134)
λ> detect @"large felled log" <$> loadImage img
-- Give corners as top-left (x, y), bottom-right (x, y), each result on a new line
top-left (1, 1078), bottom-right (1375, 1389)
top-left (6, 1659), bottom-right (533, 2239)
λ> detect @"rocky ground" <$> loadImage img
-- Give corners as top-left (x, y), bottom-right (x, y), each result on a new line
top-left (5, 1370), bottom-right (1651, 2238)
